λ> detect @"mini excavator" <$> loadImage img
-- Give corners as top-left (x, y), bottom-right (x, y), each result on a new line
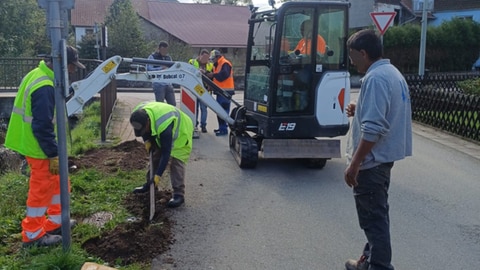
top-left (67, 0), bottom-right (351, 169)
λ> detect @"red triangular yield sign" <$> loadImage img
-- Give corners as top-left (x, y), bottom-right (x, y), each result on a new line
top-left (370, 12), bottom-right (397, 35)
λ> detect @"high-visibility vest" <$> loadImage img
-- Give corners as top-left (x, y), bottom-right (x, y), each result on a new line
top-left (213, 56), bottom-right (234, 90)
top-left (5, 60), bottom-right (54, 158)
top-left (188, 58), bottom-right (213, 73)
top-left (133, 102), bottom-right (193, 163)
top-left (294, 35), bottom-right (326, 55)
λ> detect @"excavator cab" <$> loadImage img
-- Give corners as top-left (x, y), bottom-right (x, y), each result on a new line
top-left (243, 1), bottom-right (350, 139)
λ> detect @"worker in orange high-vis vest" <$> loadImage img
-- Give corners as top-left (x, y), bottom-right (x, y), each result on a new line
top-left (205, 50), bottom-right (235, 136)
top-left (4, 46), bottom-right (83, 248)
top-left (294, 19), bottom-right (326, 55)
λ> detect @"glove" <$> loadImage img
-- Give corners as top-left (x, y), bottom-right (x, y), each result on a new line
top-left (144, 140), bottom-right (152, 154)
top-left (153, 175), bottom-right (161, 187)
top-left (49, 157), bottom-right (60, 175)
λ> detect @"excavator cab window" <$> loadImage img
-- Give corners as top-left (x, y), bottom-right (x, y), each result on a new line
top-left (245, 2), bottom-right (348, 116)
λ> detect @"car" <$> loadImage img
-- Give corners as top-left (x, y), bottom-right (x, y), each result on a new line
top-left (472, 57), bottom-right (480, 71)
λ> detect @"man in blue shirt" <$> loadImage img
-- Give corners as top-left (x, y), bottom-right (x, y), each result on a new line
top-left (344, 29), bottom-right (412, 270)
top-left (147, 41), bottom-right (176, 106)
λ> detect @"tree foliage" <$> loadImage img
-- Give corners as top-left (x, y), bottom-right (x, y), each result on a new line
top-left (104, 0), bottom-right (150, 58)
top-left (0, 0), bottom-right (49, 57)
top-left (384, 18), bottom-right (480, 73)
top-left (77, 33), bottom-right (100, 60)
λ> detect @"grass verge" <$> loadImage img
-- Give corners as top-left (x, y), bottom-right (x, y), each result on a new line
top-left (0, 101), bottom-right (147, 269)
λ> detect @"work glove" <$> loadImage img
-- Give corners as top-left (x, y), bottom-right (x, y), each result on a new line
top-left (144, 140), bottom-right (152, 154)
top-left (153, 175), bottom-right (161, 187)
top-left (49, 157), bottom-right (60, 175)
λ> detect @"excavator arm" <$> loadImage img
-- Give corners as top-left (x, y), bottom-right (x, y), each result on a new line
top-left (66, 56), bottom-right (235, 127)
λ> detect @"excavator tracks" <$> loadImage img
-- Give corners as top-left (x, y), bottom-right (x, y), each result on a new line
top-left (229, 132), bottom-right (258, 169)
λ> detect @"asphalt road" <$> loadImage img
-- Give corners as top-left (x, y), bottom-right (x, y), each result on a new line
top-left (149, 92), bottom-right (480, 270)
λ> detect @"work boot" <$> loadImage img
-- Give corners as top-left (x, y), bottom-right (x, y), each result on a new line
top-left (46, 219), bottom-right (78, 235)
top-left (167, 195), bottom-right (184, 208)
top-left (345, 255), bottom-right (369, 270)
top-left (133, 182), bottom-right (150, 194)
top-left (22, 234), bottom-right (62, 248)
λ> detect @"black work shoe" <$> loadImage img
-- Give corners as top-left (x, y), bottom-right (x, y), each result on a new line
top-left (167, 195), bottom-right (184, 208)
top-left (46, 219), bottom-right (77, 235)
top-left (22, 234), bottom-right (62, 248)
top-left (201, 127), bottom-right (207, 133)
top-left (345, 255), bottom-right (369, 270)
top-left (133, 182), bottom-right (150, 194)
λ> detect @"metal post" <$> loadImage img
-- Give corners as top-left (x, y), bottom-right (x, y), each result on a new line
top-left (38, 0), bottom-right (75, 251)
top-left (94, 22), bottom-right (100, 60)
top-left (418, 0), bottom-right (428, 76)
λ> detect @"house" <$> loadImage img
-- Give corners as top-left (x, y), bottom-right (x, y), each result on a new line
top-left (348, 0), bottom-right (417, 29)
top-left (70, 0), bottom-right (251, 74)
top-left (427, 0), bottom-right (480, 27)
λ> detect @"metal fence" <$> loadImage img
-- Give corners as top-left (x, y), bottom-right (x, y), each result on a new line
top-left (406, 73), bottom-right (480, 142)
top-left (2, 58), bottom-right (479, 143)
top-left (0, 57), bottom-right (117, 143)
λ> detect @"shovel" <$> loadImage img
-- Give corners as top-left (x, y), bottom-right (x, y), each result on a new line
top-left (149, 150), bottom-right (155, 221)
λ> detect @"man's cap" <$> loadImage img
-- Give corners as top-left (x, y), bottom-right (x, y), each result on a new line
top-left (210, 50), bottom-right (221, 60)
top-left (66, 46), bottom-right (86, 69)
top-left (130, 109), bottom-right (149, 137)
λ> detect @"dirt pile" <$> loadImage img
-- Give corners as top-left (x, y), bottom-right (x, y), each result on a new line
top-left (70, 140), bottom-right (175, 266)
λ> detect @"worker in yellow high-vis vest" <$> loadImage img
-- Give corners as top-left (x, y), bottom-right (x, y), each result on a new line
top-left (188, 49), bottom-right (214, 133)
top-left (130, 101), bottom-right (194, 208)
top-left (5, 46), bottom-right (84, 248)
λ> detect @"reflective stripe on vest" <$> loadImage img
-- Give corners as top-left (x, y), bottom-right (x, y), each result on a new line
top-left (135, 103), bottom-right (181, 141)
top-left (154, 109), bottom-right (181, 141)
top-left (11, 76), bottom-right (50, 123)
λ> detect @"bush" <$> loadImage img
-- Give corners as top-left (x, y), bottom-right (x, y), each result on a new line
top-left (384, 18), bottom-right (480, 73)
top-left (457, 78), bottom-right (480, 96)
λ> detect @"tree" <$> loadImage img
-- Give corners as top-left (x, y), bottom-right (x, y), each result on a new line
top-left (104, 0), bottom-right (150, 58)
top-left (0, 0), bottom-right (49, 57)
top-left (77, 33), bottom-right (100, 60)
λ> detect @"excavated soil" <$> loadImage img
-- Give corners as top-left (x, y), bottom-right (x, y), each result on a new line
top-left (70, 140), bottom-right (175, 266)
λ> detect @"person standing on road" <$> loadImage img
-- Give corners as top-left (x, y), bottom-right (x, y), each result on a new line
top-left (130, 101), bottom-right (193, 208)
top-left (4, 46), bottom-right (84, 247)
top-left (343, 29), bottom-right (412, 270)
top-left (147, 41), bottom-right (176, 106)
top-left (205, 50), bottom-right (235, 136)
top-left (189, 49), bottom-right (214, 133)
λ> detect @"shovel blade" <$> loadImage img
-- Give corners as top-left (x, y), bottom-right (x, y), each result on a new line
top-left (149, 182), bottom-right (155, 220)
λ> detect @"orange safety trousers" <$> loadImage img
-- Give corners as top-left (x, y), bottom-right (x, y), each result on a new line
top-left (22, 157), bottom-right (70, 242)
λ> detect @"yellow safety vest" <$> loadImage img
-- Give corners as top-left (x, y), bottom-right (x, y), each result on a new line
top-left (133, 102), bottom-right (194, 163)
top-left (5, 60), bottom-right (54, 158)
top-left (188, 58), bottom-right (214, 73)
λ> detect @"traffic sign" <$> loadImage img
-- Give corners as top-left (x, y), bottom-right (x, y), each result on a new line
top-left (370, 12), bottom-right (397, 35)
